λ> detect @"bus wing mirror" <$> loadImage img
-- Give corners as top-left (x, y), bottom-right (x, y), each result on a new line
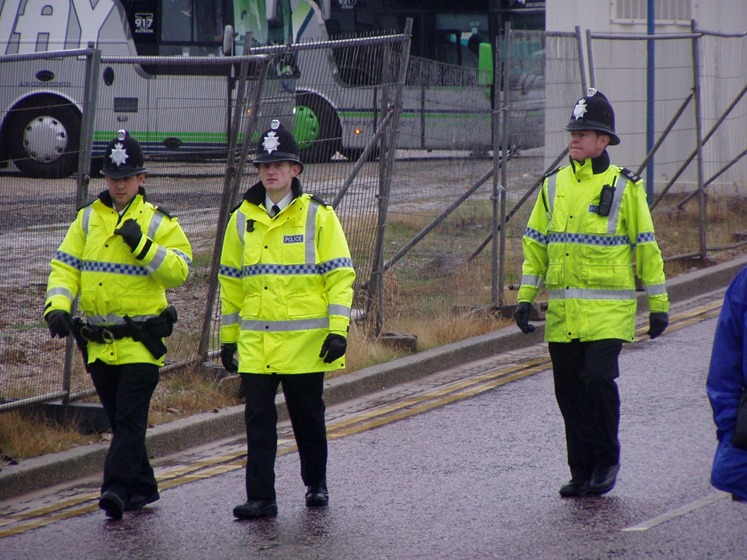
top-left (319, 0), bottom-right (331, 20)
top-left (223, 25), bottom-right (235, 56)
top-left (266, 0), bottom-right (278, 21)
top-left (478, 42), bottom-right (493, 86)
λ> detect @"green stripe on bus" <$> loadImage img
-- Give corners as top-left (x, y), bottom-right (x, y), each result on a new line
top-left (93, 131), bottom-right (230, 142)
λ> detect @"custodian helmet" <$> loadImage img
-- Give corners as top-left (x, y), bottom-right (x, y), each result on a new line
top-left (100, 130), bottom-right (148, 178)
top-left (252, 119), bottom-right (304, 173)
top-left (565, 88), bottom-right (620, 145)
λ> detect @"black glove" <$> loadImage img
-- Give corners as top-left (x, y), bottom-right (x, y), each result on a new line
top-left (648, 312), bottom-right (669, 339)
top-left (319, 334), bottom-right (347, 363)
top-left (513, 302), bottom-right (536, 334)
top-left (220, 343), bottom-right (238, 373)
top-left (114, 219), bottom-right (143, 251)
top-left (46, 310), bottom-right (72, 338)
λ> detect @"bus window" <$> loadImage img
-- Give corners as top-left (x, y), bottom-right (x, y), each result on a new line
top-left (161, 0), bottom-right (193, 48)
top-left (433, 13), bottom-right (487, 68)
top-left (235, 0), bottom-right (292, 51)
top-left (159, 0), bottom-right (223, 56)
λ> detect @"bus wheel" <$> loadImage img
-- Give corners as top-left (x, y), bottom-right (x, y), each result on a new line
top-left (9, 103), bottom-right (81, 179)
top-left (294, 93), bottom-right (341, 164)
top-left (340, 146), bottom-right (379, 163)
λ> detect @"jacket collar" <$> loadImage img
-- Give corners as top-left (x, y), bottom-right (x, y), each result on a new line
top-left (97, 186), bottom-right (147, 208)
top-left (569, 150), bottom-right (610, 176)
top-left (244, 177), bottom-right (303, 207)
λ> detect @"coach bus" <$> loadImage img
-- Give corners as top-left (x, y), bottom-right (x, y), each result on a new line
top-left (0, 0), bottom-right (544, 177)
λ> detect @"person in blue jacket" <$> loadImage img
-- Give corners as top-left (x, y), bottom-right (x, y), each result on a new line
top-left (707, 265), bottom-right (747, 502)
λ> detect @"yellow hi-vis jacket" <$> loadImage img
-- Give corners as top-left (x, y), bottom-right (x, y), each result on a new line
top-left (44, 189), bottom-right (192, 365)
top-left (218, 180), bottom-right (355, 374)
top-left (517, 157), bottom-right (669, 343)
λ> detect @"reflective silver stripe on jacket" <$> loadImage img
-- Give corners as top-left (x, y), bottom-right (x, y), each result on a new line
top-left (241, 317), bottom-right (330, 332)
top-left (644, 283), bottom-right (667, 296)
top-left (148, 213), bottom-right (163, 239)
top-left (604, 176), bottom-right (624, 234)
top-left (304, 201), bottom-right (319, 264)
top-left (82, 206), bottom-right (93, 235)
top-left (221, 311), bottom-right (240, 325)
top-left (328, 303), bottom-right (351, 318)
top-left (546, 173), bottom-right (556, 216)
top-left (46, 286), bottom-right (74, 302)
top-left (144, 245), bottom-right (168, 274)
top-left (547, 288), bottom-right (636, 300)
top-left (521, 274), bottom-right (543, 289)
top-left (236, 211), bottom-right (246, 242)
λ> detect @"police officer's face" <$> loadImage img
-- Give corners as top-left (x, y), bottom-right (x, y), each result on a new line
top-left (106, 173), bottom-right (145, 211)
top-left (568, 130), bottom-right (610, 162)
top-left (258, 161), bottom-right (301, 201)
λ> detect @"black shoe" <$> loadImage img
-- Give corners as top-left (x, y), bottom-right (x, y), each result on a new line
top-left (233, 499), bottom-right (278, 519)
top-left (305, 485), bottom-right (329, 507)
top-left (125, 491), bottom-right (160, 511)
top-left (99, 491), bottom-right (125, 520)
top-left (588, 464), bottom-right (620, 495)
top-left (559, 479), bottom-right (590, 497)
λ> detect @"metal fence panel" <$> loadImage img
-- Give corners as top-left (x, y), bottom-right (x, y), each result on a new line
top-left (0, 32), bottom-right (411, 411)
top-left (0, 49), bottom-right (92, 409)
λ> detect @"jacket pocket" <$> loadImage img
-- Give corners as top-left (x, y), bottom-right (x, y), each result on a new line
top-left (287, 292), bottom-right (326, 319)
top-left (241, 294), bottom-right (261, 318)
top-left (583, 262), bottom-right (633, 289)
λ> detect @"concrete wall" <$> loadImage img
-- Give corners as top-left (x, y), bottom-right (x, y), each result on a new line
top-left (543, 1), bottom-right (747, 196)
top-left (547, 1), bottom-right (747, 35)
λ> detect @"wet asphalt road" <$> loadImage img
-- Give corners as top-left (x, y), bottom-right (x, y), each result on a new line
top-left (3, 295), bottom-right (747, 559)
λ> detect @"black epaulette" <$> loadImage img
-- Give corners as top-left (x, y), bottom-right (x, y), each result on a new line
top-left (155, 206), bottom-right (174, 219)
top-left (75, 199), bottom-right (95, 212)
top-left (309, 193), bottom-right (330, 207)
top-left (541, 166), bottom-right (561, 181)
top-left (620, 167), bottom-right (641, 183)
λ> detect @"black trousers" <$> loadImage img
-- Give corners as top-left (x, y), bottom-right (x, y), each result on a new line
top-left (90, 361), bottom-right (159, 502)
top-left (242, 372), bottom-right (327, 501)
top-left (548, 339), bottom-right (623, 481)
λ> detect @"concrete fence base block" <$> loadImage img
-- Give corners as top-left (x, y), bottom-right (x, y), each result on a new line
top-left (35, 401), bottom-right (110, 435)
top-left (379, 332), bottom-right (418, 353)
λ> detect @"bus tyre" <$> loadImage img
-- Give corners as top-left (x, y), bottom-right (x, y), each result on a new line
top-left (89, 155), bottom-right (105, 178)
top-left (340, 146), bottom-right (379, 163)
top-left (294, 93), bottom-right (341, 164)
top-left (10, 103), bottom-right (81, 179)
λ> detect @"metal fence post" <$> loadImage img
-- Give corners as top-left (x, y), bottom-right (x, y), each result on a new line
top-left (495, 24), bottom-right (512, 306)
top-left (367, 18), bottom-right (412, 335)
top-left (61, 44), bottom-right (101, 404)
top-left (690, 22), bottom-right (707, 260)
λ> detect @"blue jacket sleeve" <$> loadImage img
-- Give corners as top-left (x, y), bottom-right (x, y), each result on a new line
top-left (706, 266), bottom-right (747, 439)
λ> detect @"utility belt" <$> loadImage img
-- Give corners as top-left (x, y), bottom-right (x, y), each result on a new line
top-left (71, 306), bottom-right (178, 362)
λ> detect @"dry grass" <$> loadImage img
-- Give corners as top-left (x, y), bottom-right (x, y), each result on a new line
top-left (0, 409), bottom-right (102, 461)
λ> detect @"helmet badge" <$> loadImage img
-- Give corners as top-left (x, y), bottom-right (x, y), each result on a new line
top-left (572, 98), bottom-right (588, 121)
top-left (109, 142), bottom-right (129, 167)
top-left (262, 131), bottom-right (280, 154)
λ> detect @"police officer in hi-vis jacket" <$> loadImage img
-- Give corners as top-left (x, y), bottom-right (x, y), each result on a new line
top-left (514, 90), bottom-right (669, 497)
top-left (219, 120), bottom-right (355, 519)
top-left (44, 130), bottom-right (192, 519)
